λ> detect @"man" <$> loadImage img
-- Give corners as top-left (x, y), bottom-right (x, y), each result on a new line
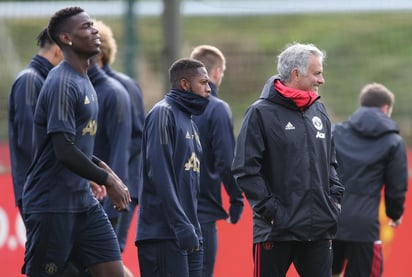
top-left (88, 54), bottom-right (132, 228)
top-left (190, 45), bottom-right (244, 277)
top-left (21, 7), bottom-right (131, 277)
top-left (136, 58), bottom-right (210, 277)
top-left (232, 42), bottom-right (344, 277)
top-left (93, 19), bottom-right (145, 255)
top-left (332, 83), bottom-right (408, 277)
top-left (8, 27), bottom-right (63, 215)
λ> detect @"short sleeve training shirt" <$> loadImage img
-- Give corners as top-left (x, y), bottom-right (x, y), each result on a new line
top-left (23, 62), bottom-right (99, 213)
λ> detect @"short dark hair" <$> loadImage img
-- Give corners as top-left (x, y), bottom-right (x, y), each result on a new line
top-left (169, 58), bottom-right (205, 88)
top-left (47, 6), bottom-right (84, 47)
top-left (359, 83), bottom-right (394, 108)
top-left (36, 27), bottom-right (54, 48)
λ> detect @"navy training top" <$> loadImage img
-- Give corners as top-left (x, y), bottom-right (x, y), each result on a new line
top-left (23, 61), bottom-right (99, 213)
top-left (103, 65), bottom-right (144, 199)
top-left (8, 54), bottom-right (54, 207)
top-left (88, 64), bottom-right (132, 219)
top-left (136, 89), bottom-right (208, 250)
top-left (192, 82), bottom-right (243, 223)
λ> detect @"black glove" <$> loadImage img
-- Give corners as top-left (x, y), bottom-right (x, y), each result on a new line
top-left (229, 202), bottom-right (244, 223)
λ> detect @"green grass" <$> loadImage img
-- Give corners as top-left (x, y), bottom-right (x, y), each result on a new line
top-left (1, 11), bottom-right (412, 143)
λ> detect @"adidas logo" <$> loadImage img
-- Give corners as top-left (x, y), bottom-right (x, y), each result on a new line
top-left (285, 122), bottom-right (295, 130)
top-left (185, 131), bottom-right (191, 139)
top-left (84, 96), bottom-right (90, 104)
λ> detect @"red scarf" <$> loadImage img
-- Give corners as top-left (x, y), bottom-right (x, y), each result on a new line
top-left (274, 80), bottom-right (318, 110)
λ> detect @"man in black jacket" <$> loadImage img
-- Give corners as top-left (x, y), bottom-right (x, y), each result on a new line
top-left (232, 42), bottom-right (344, 277)
top-left (332, 83), bottom-right (408, 277)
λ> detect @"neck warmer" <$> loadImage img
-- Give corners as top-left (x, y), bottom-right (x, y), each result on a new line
top-left (274, 80), bottom-right (319, 110)
top-left (166, 89), bottom-right (209, 116)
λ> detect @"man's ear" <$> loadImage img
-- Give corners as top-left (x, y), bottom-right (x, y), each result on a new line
top-left (291, 68), bottom-right (300, 79)
top-left (381, 104), bottom-right (392, 117)
top-left (180, 78), bottom-right (190, 91)
top-left (215, 66), bottom-right (222, 79)
top-left (59, 32), bottom-right (72, 47)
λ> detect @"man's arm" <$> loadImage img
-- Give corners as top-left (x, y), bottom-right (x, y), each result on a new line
top-left (232, 106), bottom-right (275, 224)
top-left (51, 132), bottom-right (130, 210)
top-left (210, 102), bottom-right (244, 223)
top-left (384, 138), bottom-right (408, 226)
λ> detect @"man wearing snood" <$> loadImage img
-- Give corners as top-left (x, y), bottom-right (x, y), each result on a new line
top-left (136, 58), bottom-right (210, 277)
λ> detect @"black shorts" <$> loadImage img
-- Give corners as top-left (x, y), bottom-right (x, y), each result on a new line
top-left (22, 204), bottom-right (121, 276)
top-left (332, 240), bottom-right (383, 277)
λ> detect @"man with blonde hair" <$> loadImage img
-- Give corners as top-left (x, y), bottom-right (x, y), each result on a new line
top-left (94, 19), bottom-right (145, 277)
top-left (190, 45), bottom-right (244, 277)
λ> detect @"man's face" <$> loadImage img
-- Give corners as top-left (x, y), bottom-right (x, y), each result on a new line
top-left (66, 12), bottom-right (101, 58)
top-left (296, 55), bottom-right (325, 93)
top-left (188, 67), bottom-right (211, 98)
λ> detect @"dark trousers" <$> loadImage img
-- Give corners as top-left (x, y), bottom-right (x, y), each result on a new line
top-left (200, 222), bottom-right (218, 277)
top-left (253, 240), bottom-right (333, 277)
top-left (332, 240), bottom-right (383, 277)
top-left (115, 197), bottom-right (138, 252)
top-left (138, 239), bottom-right (203, 277)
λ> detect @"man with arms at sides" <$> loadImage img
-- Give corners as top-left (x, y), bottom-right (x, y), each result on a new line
top-left (93, 20), bottom-right (145, 258)
top-left (332, 83), bottom-right (408, 277)
top-left (232, 42), bottom-right (344, 277)
top-left (136, 58), bottom-right (210, 277)
top-left (21, 7), bottom-right (130, 277)
top-left (190, 45), bottom-right (244, 277)
top-left (88, 53), bottom-right (132, 228)
top-left (8, 27), bottom-right (63, 216)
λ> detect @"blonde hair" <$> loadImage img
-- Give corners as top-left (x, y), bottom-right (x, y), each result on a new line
top-left (94, 20), bottom-right (117, 66)
top-left (190, 45), bottom-right (226, 73)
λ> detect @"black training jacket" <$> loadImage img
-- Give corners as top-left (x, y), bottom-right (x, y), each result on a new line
top-left (232, 75), bottom-right (344, 243)
top-left (333, 106), bottom-right (407, 242)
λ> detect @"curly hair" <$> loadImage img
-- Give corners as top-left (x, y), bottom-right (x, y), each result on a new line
top-left (47, 6), bottom-right (84, 47)
top-left (169, 58), bottom-right (205, 89)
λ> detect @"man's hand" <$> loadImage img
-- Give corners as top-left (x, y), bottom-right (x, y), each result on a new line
top-left (389, 216), bottom-right (402, 228)
top-left (97, 160), bottom-right (131, 211)
top-left (226, 202), bottom-right (244, 224)
top-left (90, 181), bottom-right (107, 200)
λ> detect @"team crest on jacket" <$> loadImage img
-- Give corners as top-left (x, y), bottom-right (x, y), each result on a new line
top-left (312, 116), bottom-right (323, 130)
top-left (312, 116), bottom-right (325, 139)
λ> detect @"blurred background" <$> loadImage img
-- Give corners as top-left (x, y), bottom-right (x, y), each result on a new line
top-left (1, 0), bottom-right (412, 142)
top-left (1, 1), bottom-right (412, 276)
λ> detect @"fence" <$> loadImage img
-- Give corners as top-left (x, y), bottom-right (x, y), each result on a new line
top-left (1, 1), bottom-right (412, 143)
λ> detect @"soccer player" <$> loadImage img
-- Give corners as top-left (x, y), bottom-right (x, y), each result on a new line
top-left (8, 27), bottom-right (62, 216)
top-left (21, 7), bottom-right (130, 277)
top-left (93, 19), bottom-right (145, 255)
top-left (190, 45), bottom-right (244, 277)
top-left (136, 58), bottom-right (210, 277)
top-left (88, 55), bottom-right (132, 228)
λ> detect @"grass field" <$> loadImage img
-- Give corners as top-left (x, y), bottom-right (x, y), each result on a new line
top-left (1, 11), bottom-right (412, 142)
